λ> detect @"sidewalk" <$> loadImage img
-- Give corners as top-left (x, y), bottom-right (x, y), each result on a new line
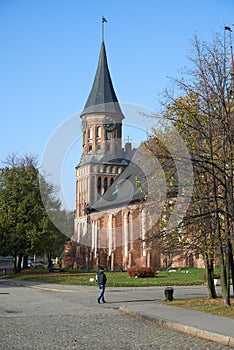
top-left (120, 302), bottom-right (234, 347)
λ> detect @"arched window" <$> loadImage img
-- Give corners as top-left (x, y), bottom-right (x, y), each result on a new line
top-left (104, 166), bottom-right (108, 173)
top-left (97, 177), bottom-right (102, 195)
top-left (110, 178), bottom-right (114, 186)
top-left (97, 126), bottom-right (101, 139)
top-left (104, 177), bottom-right (108, 193)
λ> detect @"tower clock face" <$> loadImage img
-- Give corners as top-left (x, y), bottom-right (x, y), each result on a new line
top-left (102, 116), bottom-right (116, 132)
top-left (81, 119), bottom-right (87, 132)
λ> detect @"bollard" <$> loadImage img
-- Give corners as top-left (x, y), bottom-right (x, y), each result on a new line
top-left (164, 287), bottom-right (174, 301)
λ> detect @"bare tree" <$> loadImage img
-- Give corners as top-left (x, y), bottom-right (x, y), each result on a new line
top-left (147, 30), bottom-right (233, 305)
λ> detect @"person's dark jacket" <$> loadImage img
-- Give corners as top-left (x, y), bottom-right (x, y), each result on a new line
top-left (97, 271), bottom-right (107, 285)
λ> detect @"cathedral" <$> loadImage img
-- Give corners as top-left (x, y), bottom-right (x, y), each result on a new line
top-left (60, 35), bottom-right (160, 271)
top-left (62, 30), bottom-right (205, 271)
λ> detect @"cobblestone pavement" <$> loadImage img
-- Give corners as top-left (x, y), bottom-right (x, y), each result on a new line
top-left (0, 283), bottom-right (229, 350)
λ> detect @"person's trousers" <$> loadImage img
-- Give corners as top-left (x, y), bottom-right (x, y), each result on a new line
top-left (98, 284), bottom-right (105, 301)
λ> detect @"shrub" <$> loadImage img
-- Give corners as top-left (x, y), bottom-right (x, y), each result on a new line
top-left (203, 272), bottom-right (221, 281)
top-left (127, 266), bottom-right (156, 278)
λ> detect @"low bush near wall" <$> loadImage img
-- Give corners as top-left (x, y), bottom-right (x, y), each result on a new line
top-left (127, 266), bottom-right (156, 278)
top-left (203, 272), bottom-right (221, 281)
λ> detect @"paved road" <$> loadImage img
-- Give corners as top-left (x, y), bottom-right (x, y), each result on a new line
top-left (0, 281), bottom-right (229, 349)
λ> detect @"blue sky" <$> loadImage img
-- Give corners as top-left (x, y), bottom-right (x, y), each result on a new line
top-left (0, 0), bottom-right (233, 210)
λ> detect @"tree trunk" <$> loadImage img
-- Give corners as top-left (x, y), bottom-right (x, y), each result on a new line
top-left (48, 253), bottom-right (53, 271)
top-left (13, 251), bottom-right (18, 273)
top-left (225, 242), bottom-right (230, 305)
top-left (22, 255), bottom-right (28, 269)
top-left (219, 242), bottom-right (230, 306)
top-left (229, 241), bottom-right (234, 296)
top-left (17, 253), bottom-right (23, 273)
top-left (204, 253), bottom-right (217, 298)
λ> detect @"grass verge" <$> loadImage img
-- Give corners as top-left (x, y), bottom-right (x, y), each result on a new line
top-left (164, 298), bottom-right (234, 318)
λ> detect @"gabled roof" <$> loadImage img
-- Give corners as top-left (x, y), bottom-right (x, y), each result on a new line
top-left (89, 154), bottom-right (148, 212)
top-left (81, 41), bottom-right (123, 117)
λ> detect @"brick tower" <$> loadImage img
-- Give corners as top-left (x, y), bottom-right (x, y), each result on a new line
top-left (75, 39), bottom-right (126, 219)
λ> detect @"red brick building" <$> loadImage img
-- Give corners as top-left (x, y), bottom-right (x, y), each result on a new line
top-left (62, 37), bottom-right (203, 271)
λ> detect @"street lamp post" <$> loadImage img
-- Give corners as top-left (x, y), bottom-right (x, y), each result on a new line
top-left (84, 204), bottom-right (91, 272)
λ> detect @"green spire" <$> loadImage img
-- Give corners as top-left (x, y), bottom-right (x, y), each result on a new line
top-left (81, 41), bottom-right (123, 116)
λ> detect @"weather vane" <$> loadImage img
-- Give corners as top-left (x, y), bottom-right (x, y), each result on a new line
top-left (102, 16), bottom-right (107, 41)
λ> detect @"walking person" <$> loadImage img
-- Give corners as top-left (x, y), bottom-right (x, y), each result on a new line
top-left (96, 268), bottom-right (107, 303)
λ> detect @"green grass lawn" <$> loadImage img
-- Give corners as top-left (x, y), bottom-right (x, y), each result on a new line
top-left (2, 267), bottom-right (206, 287)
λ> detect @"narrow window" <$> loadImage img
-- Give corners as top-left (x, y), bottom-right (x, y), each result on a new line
top-left (97, 126), bottom-right (101, 139)
top-left (104, 177), bottom-right (108, 193)
top-left (97, 177), bottom-right (101, 195)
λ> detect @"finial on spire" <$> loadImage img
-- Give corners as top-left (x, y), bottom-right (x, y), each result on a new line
top-left (225, 25), bottom-right (234, 98)
top-left (231, 32), bottom-right (234, 74)
top-left (225, 25), bottom-right (234, 72)
top-left (102, 16), bottom-right (107, 42)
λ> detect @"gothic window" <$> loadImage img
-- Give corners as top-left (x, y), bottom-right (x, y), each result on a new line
top-left (110, 178), bottom-right (114, 186)
top-left (97, 177), bottom-right (101, 195)
top-left (104, 177), bottom-right (108, 193)
top-left (87, 128), bottom-right (93, 151)
top-left (97, 126), bottom-right (101, 139)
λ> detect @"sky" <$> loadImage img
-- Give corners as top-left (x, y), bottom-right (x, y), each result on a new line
top-left (0, 0), bottom-right (233, 211)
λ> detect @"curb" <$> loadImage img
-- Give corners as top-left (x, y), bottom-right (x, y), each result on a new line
top-left (119, 307), bottom-right (234, 347)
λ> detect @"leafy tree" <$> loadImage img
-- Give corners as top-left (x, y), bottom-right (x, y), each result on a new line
top-left (0, 154), bottom-right (68, 271)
